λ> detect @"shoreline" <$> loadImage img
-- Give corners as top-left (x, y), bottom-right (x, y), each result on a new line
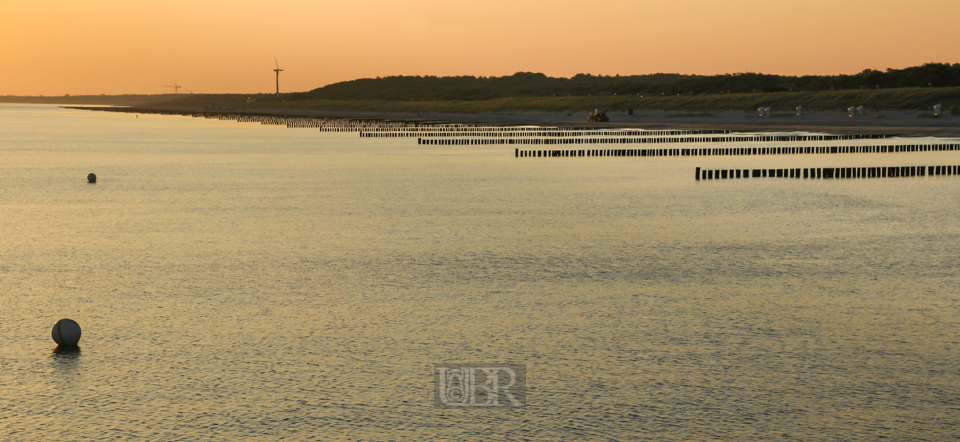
top-left (63, 105), bottom-right (960, 138)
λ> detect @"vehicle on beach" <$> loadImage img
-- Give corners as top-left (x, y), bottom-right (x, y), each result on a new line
top-left (588, 108), bottom-right (609, 122)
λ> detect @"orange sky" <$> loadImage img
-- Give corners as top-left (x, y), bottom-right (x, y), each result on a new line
top-left (2, 0), bottom-right (958, 96)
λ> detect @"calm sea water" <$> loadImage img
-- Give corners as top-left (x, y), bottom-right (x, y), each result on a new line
top-left (1, 103), bottom-right (958, 440)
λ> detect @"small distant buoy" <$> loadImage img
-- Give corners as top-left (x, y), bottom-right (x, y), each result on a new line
top-left (87, 173), bottom-right (96, 183)
top-left (52, 318), bottom-right (82, 346)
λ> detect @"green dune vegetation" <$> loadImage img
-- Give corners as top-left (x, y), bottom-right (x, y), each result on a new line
top-left (290, 63), bottom-right (960, 102)
top-left (4, 63), bottom-right (960, 114)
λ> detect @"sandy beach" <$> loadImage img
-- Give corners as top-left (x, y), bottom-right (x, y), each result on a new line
top-left (123, 106), bottom-right (960, 138)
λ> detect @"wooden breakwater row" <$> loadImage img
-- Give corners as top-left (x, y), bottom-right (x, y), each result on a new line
top-left (64, 106), bottom-right (478, 131)
top-left (68, 106), bottom-right (642, 133)
top-left (184, 111), bottom-right (470, 131)
top-left (360, 129), bottom-right (731, 137)
top-left (425, 133), bottom-right (896, 146)
top-left (695, 165), bottom-right (960, 180)
top-left (356, 127), bottom-right (731, 134)
top-left (198, 114), bottom-right (325, 127)
top-left (197, 115), bottom-right (434, 130)
top-left (59, 107), bottom-right (766, 136)
top-left (192, 113), bottom-right (729, 136)
top-left (64, 106), bottom-right (345, 128)
top-left (512, 143), bottom-right (960, 157)
top-left (197, 113), bottom-right (474, 131)
top-left (319, 122), bottom-right (471, 131)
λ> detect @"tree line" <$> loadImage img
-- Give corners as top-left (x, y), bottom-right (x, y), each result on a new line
top-left (291, 63), bottom-right (960, 101)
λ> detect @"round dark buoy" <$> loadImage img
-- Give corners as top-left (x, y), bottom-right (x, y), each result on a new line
top-left (52, 318), bottom-right (81, 346)
top-left (87, 173), bottom-right (96, 183)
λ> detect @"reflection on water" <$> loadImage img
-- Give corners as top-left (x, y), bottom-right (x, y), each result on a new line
top-left (0, 104), bottom-right (958, 440)
top-left (49, 345), bottom-right (82, 411)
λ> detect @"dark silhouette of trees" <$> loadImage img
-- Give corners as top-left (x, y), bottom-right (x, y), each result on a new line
top-left (290, 63), bottom-right (960, 101)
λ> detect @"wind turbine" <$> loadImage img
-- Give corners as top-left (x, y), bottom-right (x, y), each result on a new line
top-left (273, 58), bottom-right (283, 97)
top-left (162, 83), bottom-right (181, 94)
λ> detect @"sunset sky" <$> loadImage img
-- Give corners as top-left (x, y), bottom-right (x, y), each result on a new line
top-left (2, 0), bottom-right (958, 96)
